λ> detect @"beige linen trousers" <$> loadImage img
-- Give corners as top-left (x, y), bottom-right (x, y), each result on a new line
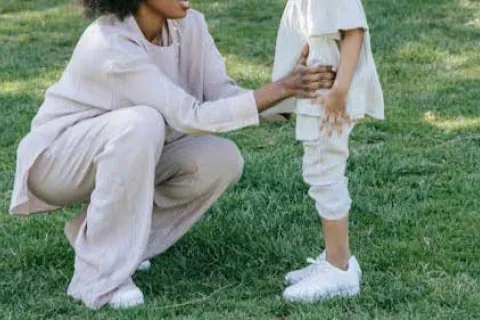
top-left (28, 106), bottom-right (244, 309)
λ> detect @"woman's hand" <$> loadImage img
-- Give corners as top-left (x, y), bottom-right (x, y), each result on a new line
top-left (313, 87), bottom-right (350, 137)
top-left (280, 44), bottom-right (336, 99)
top-left (253, 44), bottom-right (336, 113)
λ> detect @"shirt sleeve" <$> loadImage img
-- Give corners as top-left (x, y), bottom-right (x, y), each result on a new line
top-left (202, 30), bottom-right (248, 100)
top-left (105, 52), bottom-right (259, 134)
top-left (305, 0), bottom-right (369, 37)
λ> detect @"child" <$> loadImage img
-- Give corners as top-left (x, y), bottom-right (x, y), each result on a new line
top-left (264, 0), bottom-right (385, 302)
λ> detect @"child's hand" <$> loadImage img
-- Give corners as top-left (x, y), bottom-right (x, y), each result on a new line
top-left (312, 88), bottom-right (350, 137)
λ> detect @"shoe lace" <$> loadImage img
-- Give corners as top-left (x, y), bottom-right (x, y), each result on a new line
top-left (305, 258), bottom-right (330, 274)
top-left (306, 256), bottom-right (324, 265)
top-left (306, 250), bottom-right (326, 264)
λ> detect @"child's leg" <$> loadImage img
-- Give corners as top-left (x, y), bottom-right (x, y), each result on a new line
top-left (283, 121), bottom-right (359, 302)
top-left (322, 218), bottom-right (350, 270)
top-left (302, 123), bottom-right (354, 270)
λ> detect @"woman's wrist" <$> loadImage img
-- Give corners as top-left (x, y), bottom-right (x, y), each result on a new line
top-left (254, 81), bottom-right (291, 113)
top-left (275, 78), bottom-right (294, 99)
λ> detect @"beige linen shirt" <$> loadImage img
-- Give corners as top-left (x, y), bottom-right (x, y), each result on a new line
top-left (10, 10), bottom-right (259, 215)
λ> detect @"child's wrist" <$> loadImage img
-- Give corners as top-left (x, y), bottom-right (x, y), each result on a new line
top-left (331, 82), bottom-right (349, 97)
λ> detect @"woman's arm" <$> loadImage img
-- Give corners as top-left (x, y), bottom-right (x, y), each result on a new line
top-left (109, 61), bottom-right (258, 134)
top-left (201, 27), bottom-right (334, 104)
top-left (108, 45), bottom-right (333, 135)
top-left (201, 31), bottom-right (248, 100)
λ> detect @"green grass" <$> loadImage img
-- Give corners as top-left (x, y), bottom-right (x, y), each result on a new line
top-left (1, 0), bottom-right (479, 319)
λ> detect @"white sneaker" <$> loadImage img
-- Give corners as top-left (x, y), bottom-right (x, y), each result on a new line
top-left (137, 260), bottom-right (151, 271)
top-left (284, 252), bottom-right (326, 285)
top-left (283, 257), bottom-right (361, 303)
top-left (285, 252), bottom-right (361, 286)
top-left (109, 281), bottom-right (144, 309)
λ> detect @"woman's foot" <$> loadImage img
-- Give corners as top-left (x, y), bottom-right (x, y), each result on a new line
top-left (283, 257), bottom-right (361, 303)
top-left (109, 281), bottom-right (144, 309)
top-left (137, 260), bottom-right (151, 271)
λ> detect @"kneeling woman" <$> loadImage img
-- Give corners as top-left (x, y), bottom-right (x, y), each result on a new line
top-left (10, 0), bottom-right (335, 309)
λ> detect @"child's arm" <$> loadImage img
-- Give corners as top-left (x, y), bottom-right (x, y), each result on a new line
top-left (335, 29), bottom-right (364, 96)
top-left (316, 29), bottom-right (364, 136)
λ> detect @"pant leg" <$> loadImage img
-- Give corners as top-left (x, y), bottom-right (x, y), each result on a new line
top-left (28, 106), bottom-right (166, 309)
top-left (142, 135), bottom-right (244, 260)
top-left (302, 123), bottom-right (355, 221)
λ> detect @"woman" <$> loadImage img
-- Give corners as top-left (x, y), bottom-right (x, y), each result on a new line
top-left (10, 0), bottom-right (335, 309)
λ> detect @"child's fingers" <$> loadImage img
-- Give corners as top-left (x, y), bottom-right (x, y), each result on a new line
top-left (320, 110), bottom-right (328, 132)
top-left (327, 116), bottom-right (335, 137)
top-left (336, 114), bottom-right (343, 135)
top-left (320, 118), bottom-right (327, 133)
top-left (343, 113), bottom-right (351, 127)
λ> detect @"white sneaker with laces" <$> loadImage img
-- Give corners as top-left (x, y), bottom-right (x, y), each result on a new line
top-left (285, 252), bottom-right (361, 286)
top-left (284, 252), bottom-right (327, 285)
top-left (109, 281), bottom-right (145, 309)
top-left (283, 257), bottom-right (361, 303)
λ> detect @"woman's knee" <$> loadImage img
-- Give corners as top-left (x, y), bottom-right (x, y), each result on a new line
top-left (221, 139), bottom-right (244, 186)
top-left (196, 137), bottom-right (244, 187)
top-left (110, 106), bottom-right (166, 151)
top-left (124, 106), bottom-right (165, 140)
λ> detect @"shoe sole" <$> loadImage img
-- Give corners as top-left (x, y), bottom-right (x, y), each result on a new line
top-left (285, 267), bottom-right (362, 287)
top-left (284, 285), bottom-right (360, 303)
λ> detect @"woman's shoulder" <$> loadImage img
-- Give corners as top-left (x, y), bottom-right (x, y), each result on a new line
top-left (82, 15), bottom-right (145, 51)
top-left (73, 15), bottom-right (149, 70)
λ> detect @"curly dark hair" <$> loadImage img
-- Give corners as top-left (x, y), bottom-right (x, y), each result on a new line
top-left (77, 0), bottom-right (145, 20)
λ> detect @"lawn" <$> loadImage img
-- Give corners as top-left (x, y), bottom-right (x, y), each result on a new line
top-left (1, 0), bottom-right (479, 319)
